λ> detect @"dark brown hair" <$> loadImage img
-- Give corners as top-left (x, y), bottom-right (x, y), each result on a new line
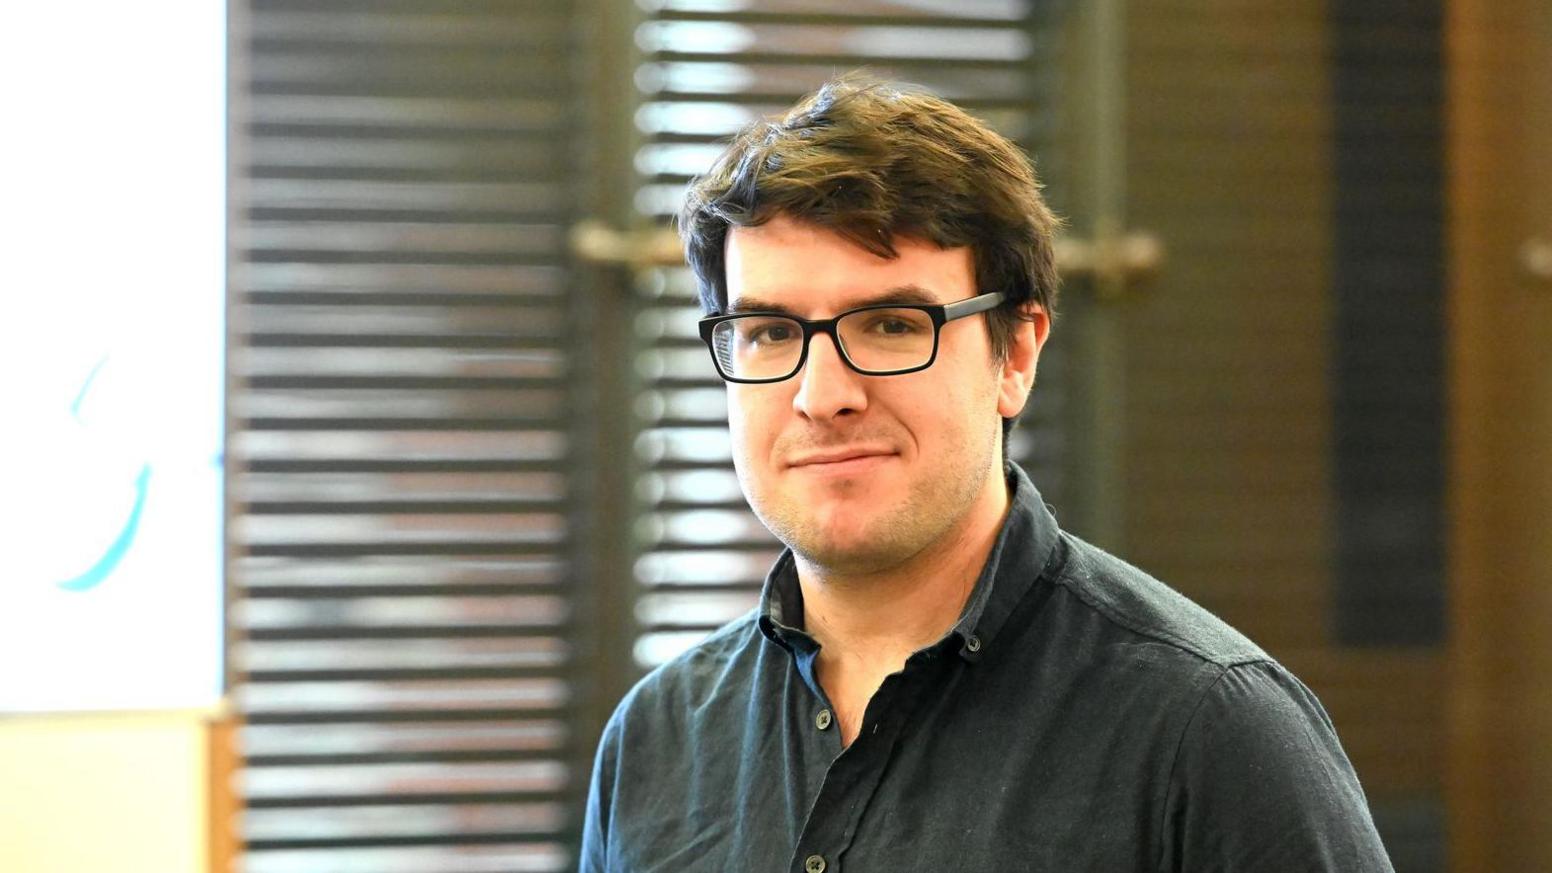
top-left (677, 74), bottom-right (1062, 364)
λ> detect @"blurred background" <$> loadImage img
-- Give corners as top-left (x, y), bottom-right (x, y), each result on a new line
top-left (1, 0), bottom-right (1548, 871)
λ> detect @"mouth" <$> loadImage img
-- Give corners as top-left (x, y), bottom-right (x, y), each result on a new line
top-left (787, 449), bottom-right (896, 475)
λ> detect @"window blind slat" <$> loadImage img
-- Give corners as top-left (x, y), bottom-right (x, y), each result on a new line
top-left (231, 1), bottom-right (584, 870)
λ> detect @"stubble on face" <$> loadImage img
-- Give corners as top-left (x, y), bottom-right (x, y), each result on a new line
top-left (731, 379), bottom-right (1003, 582)
top-left (722, 216), bottom-right (1016, 585)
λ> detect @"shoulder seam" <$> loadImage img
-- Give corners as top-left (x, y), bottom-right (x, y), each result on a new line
top-left (1052, 537), bottom-right (1267, 668)
top-left (1154, 662), bottom-right (1231, 873)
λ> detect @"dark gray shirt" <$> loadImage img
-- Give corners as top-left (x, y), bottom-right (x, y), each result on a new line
top-left (580, 464), bottom-right (1394, 873)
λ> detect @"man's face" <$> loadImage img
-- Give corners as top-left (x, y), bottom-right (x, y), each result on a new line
top-left (722, 215), bottom-right (1043, 576)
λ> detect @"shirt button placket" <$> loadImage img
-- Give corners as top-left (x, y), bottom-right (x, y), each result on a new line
top-left (803, 853), bottom-right (827, 873)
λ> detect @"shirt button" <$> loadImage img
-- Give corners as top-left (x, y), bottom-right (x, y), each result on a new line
top-left (814, 709), bottom-right (833, 731)
top-left (804, 854), bottom-right (827, 873)
top-left (966, 635), bottom-right (982, 653)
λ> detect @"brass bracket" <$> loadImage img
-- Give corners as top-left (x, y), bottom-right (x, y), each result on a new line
top-left (571, 220), bottom-right (684, 269)
top-left (1521, 236), bottom-right (1552, 284)
top-left (1054, 230), bottom-right (1165, 301)
top-left (571, 220), bottom-right (1166, 301)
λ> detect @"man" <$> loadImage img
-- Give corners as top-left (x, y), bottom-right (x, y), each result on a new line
top-left (581, 76), bottom-right (1394, 873)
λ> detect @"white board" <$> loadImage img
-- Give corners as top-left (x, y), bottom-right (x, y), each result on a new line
top-left (0, 1), bottom-right (226, 713)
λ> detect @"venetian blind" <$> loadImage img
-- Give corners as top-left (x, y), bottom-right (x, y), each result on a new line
top-left (627, 0), bottom-right (1071, 670)
top-left (228, 1), bottom-right (586, 870)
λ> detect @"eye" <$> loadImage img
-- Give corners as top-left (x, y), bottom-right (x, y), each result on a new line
top-left (860, 313), bottom-right (925, 336)
top-left (737, 318), bottom-right (799, 344)
top-left (752, 323), bottom-right (795, 342)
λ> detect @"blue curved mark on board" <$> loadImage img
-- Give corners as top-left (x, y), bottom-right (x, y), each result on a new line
top-left (71, 356), bottom-right (109, 419)
top-left (56, 355), bottom-right (152, 592)
top-left (57, 465), bottom-right (152, 592)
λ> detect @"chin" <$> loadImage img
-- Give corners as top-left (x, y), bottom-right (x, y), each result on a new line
top-left (779, 505), bottom-right (918, 575)
top-left (792, 532), bottom-right (915, 577)
top-left (785, 530), bottom-right (868, 572)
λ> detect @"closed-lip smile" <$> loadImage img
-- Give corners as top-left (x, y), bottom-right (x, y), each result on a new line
top-left (788, 447), bottom-right (895, 468)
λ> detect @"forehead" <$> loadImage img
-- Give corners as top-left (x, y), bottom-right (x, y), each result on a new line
top-left (724, 216), bottom-right (974, 314)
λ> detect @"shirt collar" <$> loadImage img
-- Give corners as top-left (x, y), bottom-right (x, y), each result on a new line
top-left (757, 549), bottom-right (810, 653)
top-left (756, 462), bottom-right (1063, 663)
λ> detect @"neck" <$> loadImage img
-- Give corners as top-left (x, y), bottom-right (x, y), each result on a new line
top-left (794, 470), bottom-right (1011, 665)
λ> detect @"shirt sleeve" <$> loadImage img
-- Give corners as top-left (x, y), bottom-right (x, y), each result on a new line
top-left (579, 711), bottom-right (623, 873)
top-left (1159, 660), bottom-right (1395, 873)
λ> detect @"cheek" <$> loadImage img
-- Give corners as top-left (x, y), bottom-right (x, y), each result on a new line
top-left (726, 386), bottom-right (776, 456)
top-left (725, 390), bottom-right (747, 458)
top-left (895, 372), bottom-right (999, 450)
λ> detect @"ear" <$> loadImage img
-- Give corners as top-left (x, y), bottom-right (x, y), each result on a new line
top-left (997, 304), bottom-right (1049, 419)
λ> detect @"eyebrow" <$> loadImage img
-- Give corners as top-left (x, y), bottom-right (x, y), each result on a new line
top-left (726, 284), bottom-right (941, 317)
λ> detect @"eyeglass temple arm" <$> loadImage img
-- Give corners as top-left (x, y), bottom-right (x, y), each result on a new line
top-left (941, 291), bottom-right (1006, 322)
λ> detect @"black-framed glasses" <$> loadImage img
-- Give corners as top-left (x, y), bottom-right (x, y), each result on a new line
top-left (698, 291), bottom-right (1005, 384)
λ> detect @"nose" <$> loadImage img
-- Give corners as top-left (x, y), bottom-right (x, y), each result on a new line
top-left (792, 330), bottom-right (868, 422)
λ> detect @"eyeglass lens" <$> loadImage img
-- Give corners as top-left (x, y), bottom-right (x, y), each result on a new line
top-left (710, 308), bottom-right (936, 380)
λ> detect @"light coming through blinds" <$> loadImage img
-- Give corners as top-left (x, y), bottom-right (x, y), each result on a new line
top-left (229, 1), bottom-right (585, 870)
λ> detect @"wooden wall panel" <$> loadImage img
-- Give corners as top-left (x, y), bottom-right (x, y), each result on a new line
top-left (1446, 0), bottom-right (1552, 869)
top-left (1122, 0), bottom-right (1335, 655)
top-left (1120, 1), bottom-right (1444, 867)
